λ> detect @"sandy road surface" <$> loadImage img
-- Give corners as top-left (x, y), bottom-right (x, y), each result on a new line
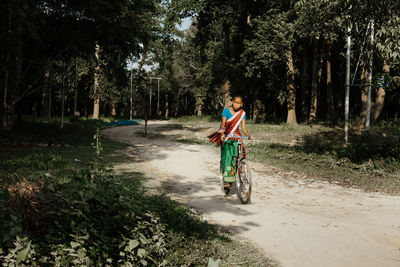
top-left (102, 121), bottom-right (400, 267)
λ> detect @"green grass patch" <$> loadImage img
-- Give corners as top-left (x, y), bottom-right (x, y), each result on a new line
top-left (246, 122), bottom-right (400, 194)
top-left (173, 118), bottom-right (400, 195)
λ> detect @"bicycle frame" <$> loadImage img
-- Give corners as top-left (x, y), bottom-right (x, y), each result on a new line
top-left (220, 134), bottom-right (252, 203)
top-left (223, 133), bottom-right (249, 168)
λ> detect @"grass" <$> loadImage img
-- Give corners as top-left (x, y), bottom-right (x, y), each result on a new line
top-left (172, 117), bottom-right (400, 195)
top-left (0, 116), bottom-right (276, 266)
top-left (173, 115), bottom-right (221, 123)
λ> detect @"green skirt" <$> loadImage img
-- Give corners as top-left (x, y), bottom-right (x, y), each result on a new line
top-left (221, 139), bottom-right (238, 183)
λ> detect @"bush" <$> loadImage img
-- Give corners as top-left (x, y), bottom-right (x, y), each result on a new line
top-left (0, 160), bottom-right (169, 266)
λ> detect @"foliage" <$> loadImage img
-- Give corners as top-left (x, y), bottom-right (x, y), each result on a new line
top-left (243, 10), bottom-right (294, 78)
top-left (376, 13), bottom-right (400, 64)
top-left (0, 156), bottom-right (170, 265)
top-left (0, 119), bottom-right (275, 266)
top-left (294, 0), bottom-right (345, 41)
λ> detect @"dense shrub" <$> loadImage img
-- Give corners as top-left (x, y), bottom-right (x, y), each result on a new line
top-left (0, 160), bottom-right (168, 266)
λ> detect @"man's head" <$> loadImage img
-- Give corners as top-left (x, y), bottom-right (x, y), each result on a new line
top-left (232, 96), bottom-right (243, 111)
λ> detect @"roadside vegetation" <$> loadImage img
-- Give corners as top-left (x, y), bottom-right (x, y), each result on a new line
top-left (0, 118), bottom-right (275, 266)
top-left (171, 117), bottom-right (400, 195)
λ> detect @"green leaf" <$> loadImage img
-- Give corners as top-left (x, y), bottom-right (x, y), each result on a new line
top-left (10, 215), bottom-right (18, 222)
top-left (16, 241), bottom-right (31, 263)
top-left (137, 248), bottom-right (146, 258)
top-left (139, 236), bottom-right (149, 245)
top-left (70, 241), bottom-right (80, 248)
top-left (208, 258), bottom-right (221, 267)
top-left (128, 239), bottom-right (139, 251)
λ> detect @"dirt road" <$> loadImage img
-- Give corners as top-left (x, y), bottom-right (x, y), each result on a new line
top-left (103, 121), bottom-right (400, 267)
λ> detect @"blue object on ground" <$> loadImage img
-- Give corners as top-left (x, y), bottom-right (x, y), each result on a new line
top-left (104, 119), bottom-right (142, 126)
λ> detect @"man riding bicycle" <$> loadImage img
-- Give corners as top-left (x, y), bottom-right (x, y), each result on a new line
top-left (208, 96), bottom-right (253, 190)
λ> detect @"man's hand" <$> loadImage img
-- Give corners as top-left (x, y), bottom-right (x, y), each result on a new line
top-left (220, 133), bottom-right (226, 142)
top-left (249, 135), bottom-right (254, 142)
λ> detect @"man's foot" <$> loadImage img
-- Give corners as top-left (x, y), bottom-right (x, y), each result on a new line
top-left (223, 183), bottom-right (232, 195)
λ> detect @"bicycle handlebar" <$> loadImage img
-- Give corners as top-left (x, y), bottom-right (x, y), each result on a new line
top-left (225, 134), bottom-right (251, 140)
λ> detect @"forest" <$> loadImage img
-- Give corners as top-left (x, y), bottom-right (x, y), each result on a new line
top-left (1, 0), bottom-right (400, 266)
top-left (1, 0), bottom-right (399, 131)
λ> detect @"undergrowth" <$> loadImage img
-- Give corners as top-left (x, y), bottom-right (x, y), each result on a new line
top-left (0, 118), bottom-right (275, 266)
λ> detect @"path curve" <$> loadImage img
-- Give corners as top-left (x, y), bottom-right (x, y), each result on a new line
top-left (103, 121), bottom-right (400, 267)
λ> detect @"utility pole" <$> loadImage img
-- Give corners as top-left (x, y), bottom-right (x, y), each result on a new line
top-left (130, 68), bottom-right (133, 120)
top-left (345, 26), bottom-right (351, 146)
top-left (366, 19), bottom-right (374, 129)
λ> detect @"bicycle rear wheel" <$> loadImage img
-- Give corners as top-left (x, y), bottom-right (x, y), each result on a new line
top-left (236, 159), bottom-right (252, 204)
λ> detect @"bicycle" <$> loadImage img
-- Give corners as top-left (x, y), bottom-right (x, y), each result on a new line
top-left (220, 134), bottom-right (253, 204)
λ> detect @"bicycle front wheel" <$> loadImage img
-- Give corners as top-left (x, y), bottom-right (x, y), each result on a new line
top-left (236, 159), bottom-right (252, 204)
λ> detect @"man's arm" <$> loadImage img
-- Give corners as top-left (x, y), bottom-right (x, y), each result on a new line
top-left (241, 119), bottom-right (253, 139)
top-left (220, 116), bottom-right (227, 128)
top-left (220, 116), bottom-right (227, 141)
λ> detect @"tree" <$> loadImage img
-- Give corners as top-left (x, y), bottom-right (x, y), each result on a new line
top-left (0, 0), bottom-right (161, 127)
top-left (243, 9), bottom-right (297, 124)
top-left (295, 0), bottom-right (345, 123)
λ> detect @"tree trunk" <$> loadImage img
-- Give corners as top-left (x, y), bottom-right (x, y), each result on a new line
top-left (353, 59), bottom-right (389, 130)
top-left (309, 38), bottom-right (320, 123)
top-left (111, 104), bottom-right (117, 117)
top-left (370, 59), bottom-right (389, 124)
top-left (326, 41), bottom-right (335, 126)
top-left (93, 43), bottom-right (101, 119)
top-left (252, 89), bottom-right (261, 123)
top-left (7, 30), bottom-right (24, 129)
top-left (134, 52), bottom-right (147, 116)
top-left (74, 58), bottom-right (78, 115)
top-left (222, 20), bottom-right (231, 109)
top-left (2, 51), bottom-right (10, 129)
top-left (195, 94), bottom-right (203, 116)
top-left (352, 59), bottom-right (368, 131)
top-left (286, 50), bottom-right (297, 125)
top-left (48, 71), bottom-right (52, 122)
top-left (301, 45), bottom-right (310, 122)
top-left (164, 93), bottom-right (169, 118)
top-left (222, 80), bottom-right (231, 108)
top-left (174, 88), bottom-right (181, 117)
top-left (41, 64), bottom-right (50, 118)
top-left (61, 61), bottom-right (65, 128)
